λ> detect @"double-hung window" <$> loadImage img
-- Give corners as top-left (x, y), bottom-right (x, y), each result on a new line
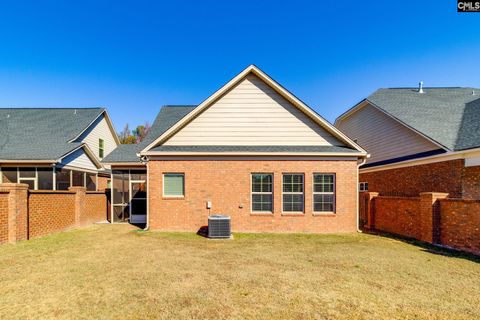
top-left (282, 174), bottom-right (304, 212)
top-left (251, 173), bottom-right (273, 213)
top-left (359, 182), bottom-right (368, 192)
top-left (313, 174), bottom-right (335, 213)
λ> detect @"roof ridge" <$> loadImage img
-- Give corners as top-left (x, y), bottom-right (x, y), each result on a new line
top-left (0, 107), bottom-right (105, 110)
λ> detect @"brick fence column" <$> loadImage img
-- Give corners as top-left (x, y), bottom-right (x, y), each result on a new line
top-left (0, 183), bottom-right (29, 243)
top-left (365, 192), bottom-right (379, 230)
top-left (419, 192), bottom-right (449, 243)
top-left (69, 187), bottom-right (86, 227)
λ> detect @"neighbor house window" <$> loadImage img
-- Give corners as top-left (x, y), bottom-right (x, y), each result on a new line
top-left (37, 168), bottom-right (54, 190)
top-left (359, 182), bottom-right (368, 192)
top-left (282, 174), bottom-right (304, 212)
top-left (99, 138), bottom-right (104, 158)
top-left (313, 174), bottom-right (335, 213)
top-left (251, 173), bottom-right (273, 212)
top-left (56, 168), bottom-right (71, 190)
top-left (163, 174), bottom-right (184, 197)
top-left (18, 167), bottom-right (36, 190)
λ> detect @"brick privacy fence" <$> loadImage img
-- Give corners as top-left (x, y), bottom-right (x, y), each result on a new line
top-left (361, 192), bottom-right (480, 255)
top-left (0, 183), bottom-right (108, 244)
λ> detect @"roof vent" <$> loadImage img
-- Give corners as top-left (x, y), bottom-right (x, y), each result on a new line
top-left (418, 81), bottom-right (424, 94)
top-left (74, 109), bottom-right (77, 114)
top-left (473, 90), bottom-right (476, 96)
top-left (6, 114), bottom-right (10, 118)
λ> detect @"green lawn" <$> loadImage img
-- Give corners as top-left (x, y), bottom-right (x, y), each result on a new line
top-left (0, 225), bottom-right (479, 319)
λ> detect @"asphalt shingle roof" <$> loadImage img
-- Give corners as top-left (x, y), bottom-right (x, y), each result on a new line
top-left (102, 105), bottom-right (195, 163)
top-left (0, 108), bottom-right (104, 160)
top-left (366, 87), bottom-right (480, 151)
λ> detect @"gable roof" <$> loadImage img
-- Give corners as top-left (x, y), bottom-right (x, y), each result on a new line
top-left (0, 108), bottom-right (105, 162)
top-left (102, 105), bottom-right (196, 163)
top-left (141, 65), bottom-right (366, 155)
top-left (336, 87), bottom-right (480, 152)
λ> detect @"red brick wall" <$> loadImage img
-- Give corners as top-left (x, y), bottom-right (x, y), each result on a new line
top-left (0, 193), bottom-right (8, 244)
top-left (360, 159), bottom-right (464, 197)
top-left (149, 159), bottom-right (358, 233)
top-left (462, 166), bottom-right (480, 200)
top-left (439, 199), bottom-right (480, 254)
top-left (83, 192), bottom-right (107, 225)
top-left (373, 196), bottom-right (423, 239)
top-left (28, 191), bottom-right (76, 238)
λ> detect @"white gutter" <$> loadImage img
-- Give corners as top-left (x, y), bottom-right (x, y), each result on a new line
top-left (143, 156), bottom-right (150, 231)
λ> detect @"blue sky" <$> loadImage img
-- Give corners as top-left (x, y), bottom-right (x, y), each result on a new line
top-left (0, 1), bottom-right (479, 131)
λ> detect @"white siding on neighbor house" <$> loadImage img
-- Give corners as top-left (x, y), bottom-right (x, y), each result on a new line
top-left (163, 74), bottom-right (344, 146)
top-left (61, 148), bottom-right (97, 171)
top-left (77, 114), bottom-right (118, 159)
top-left (336, 103), bottom-right (440, 164)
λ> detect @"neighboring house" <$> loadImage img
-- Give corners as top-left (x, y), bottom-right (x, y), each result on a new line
top-left (0, 108), bottom-right (120, 191)
top-left (103, 65), bottom-right (367, 232)
top-left (335, 85), bottom-right (480, 199)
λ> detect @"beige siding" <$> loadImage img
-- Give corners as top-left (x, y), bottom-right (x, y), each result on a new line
top-left (78, 114), bottom-right (118, 159)
top-left (336, 103), bottom-right (440, 164)
top-left (61, 148), bottom-right (97, 171)
top-left (164, 74), bottom-right (344, 146)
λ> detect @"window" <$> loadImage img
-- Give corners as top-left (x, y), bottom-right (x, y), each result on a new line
top-left (56, 169), bottom-right (71, 190)
top-left (251, 174), bottom-right (273, 212)
top-left (313, 174), bottom-right (335, 213)
top-left (86, 173), bottom-right (97, 191)
top-left (163, 174), bottom-right (184, 197)
top-left (99, 139), bottom-right (104, 158)
top-left (1, 167), bottom-right (17, 183)
top-left (18, 167), bottom-right (36, 189)
top-left (282, 174), bottom-right (304, 212)
top-left (359, 182), bottom-right (368, 192)
top-left (72, 171), bottom-right (85, 187)
top-left (37, 168), bottom-right (54, 190)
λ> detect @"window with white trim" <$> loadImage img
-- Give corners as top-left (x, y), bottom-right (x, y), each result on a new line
top-left (359, 182), bottom-right (368, 192)
top-left (163, 173), bottom-right (185, 197)
top-left (282, 174), bottom-right (304, 212)
top-left (251, 173), bottom-right (273, 212)
top-left (99, 138), bottom-right (105, 158)
top-left (313, 174), bottom-right (335, 212)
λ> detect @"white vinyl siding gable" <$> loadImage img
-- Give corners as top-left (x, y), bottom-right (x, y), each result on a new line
top-left (77, 114), bottom-right (118, 159)
top-left (60, 148), bottom-right (97, 171)
top-left (163, 74), bottom-right (344, 146)
top-left (336, 103), bottom-right (440, 164)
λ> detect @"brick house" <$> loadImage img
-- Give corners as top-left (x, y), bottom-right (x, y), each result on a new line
top-left (0, 108), bottom-right (119, 191)
top-left (335, 85), bottom-right (480, 199)
top-left (103, 65), bottom-right (367, 233)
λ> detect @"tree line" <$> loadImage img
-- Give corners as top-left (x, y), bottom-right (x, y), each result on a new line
top-left (118, 123), bottom-right (151, 144)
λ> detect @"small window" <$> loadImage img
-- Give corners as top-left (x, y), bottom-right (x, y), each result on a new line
top-left (313, 174), bottom-right (335, 213)
top-left (99, 139), bottom-right (105, 158)
top-left (251, 173), bottom-right (273, 212)
top-left (282, 174), bottom-right (304, 212)
top-left (359, 182), bottom-right (368, 192)
top-left (163, 173), bottom-right (184, 197)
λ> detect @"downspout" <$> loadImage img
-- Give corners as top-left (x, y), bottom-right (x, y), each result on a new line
top-left (356, 156), bottom-right (368, 232)
top-left (140, 155), bottom-right (150, 231)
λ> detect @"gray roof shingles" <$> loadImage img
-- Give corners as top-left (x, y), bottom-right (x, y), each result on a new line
top-left (366, 87), bottom-right (480, 151)
top-left (0, 108), bottom-right (104, 160)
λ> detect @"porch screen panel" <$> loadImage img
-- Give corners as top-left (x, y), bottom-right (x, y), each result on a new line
top-left (86, 173), bottom-right (96, 191)
top-left (112, 170), bottom-right (129, 222)
top-left (1, 168), bottom-right (17, 183)
top-left (37, 168), bottom-right (54, 190)
top-left (56, 169), bottom-right (71, 190)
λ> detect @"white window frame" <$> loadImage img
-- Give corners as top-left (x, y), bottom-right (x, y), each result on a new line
top-left (281, 173), bottom-right (305, 214)
top-left (162, 173), bottom-right (185, 198)
top-left (313, 173), bottom-right (336, 213)
top-left (250, 173), bottom-right (274, 213)
top-left (359, 182), bottom-right (368, 192)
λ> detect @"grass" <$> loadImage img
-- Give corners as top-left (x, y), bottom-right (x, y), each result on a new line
top-left (0, 225), bottom-right (479, 319)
